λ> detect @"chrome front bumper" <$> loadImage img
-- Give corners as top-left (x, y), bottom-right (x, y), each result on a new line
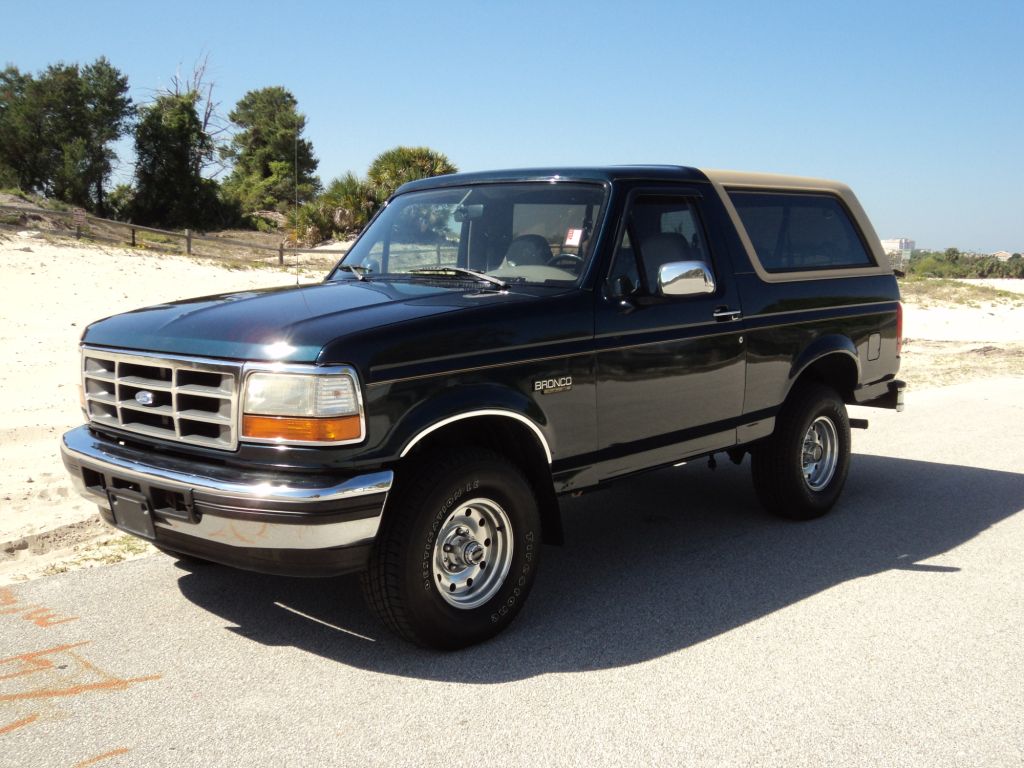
top-left (61, 426), bottom-right (393, 575)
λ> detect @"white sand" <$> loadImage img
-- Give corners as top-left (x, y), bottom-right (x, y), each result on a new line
top-left (904, 279), bottom-right (1024, 343)
top-left (0, 232), bottom-right (324, 553)
top-left (957, 278), bottom-right (1024, 295)
top-left (903, 303), bottom-right (1022, 343)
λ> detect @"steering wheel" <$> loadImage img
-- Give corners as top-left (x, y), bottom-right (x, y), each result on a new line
top-left (546, 254), bottom-right (584, 270)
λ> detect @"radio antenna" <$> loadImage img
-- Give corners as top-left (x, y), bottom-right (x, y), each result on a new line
top-left (294, 126), bottom-right (300, 286)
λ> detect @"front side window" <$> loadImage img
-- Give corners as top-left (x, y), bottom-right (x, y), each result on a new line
top-left (329, 183), bottom-right (606, 286)
top-left (608, 195), bottom-right (712, 296)
top-left (728, 191), bottom-right (874, 272)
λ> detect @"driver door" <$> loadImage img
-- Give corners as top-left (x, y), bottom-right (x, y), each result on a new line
top-left (593, 188), bottom-right (746, 478)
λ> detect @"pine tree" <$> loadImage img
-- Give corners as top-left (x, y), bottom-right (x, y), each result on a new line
top-left (130, 92), bottom-right (220, 228)
top-left (222, 86), bottom-right (319, 214)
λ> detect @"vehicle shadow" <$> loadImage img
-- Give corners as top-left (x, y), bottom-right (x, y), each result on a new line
top-left (174, 454), bottom-right (1024, 681)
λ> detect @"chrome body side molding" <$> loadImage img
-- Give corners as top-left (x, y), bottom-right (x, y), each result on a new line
top-left (399, 409), bottom-right (553, 464)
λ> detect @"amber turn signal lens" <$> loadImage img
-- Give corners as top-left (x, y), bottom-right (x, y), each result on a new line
top-left (242, 414), bottom-right (362, 443)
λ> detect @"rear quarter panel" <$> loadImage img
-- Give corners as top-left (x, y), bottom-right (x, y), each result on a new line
top-left (736, 272), bottom-right (901, 413)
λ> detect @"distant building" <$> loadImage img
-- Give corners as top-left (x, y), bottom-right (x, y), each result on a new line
top-left (880, 238), bottom-right (916, 254)
top-left (994, 250), bottom-right (1012, 262)
top-left (880, 238), bottom-right (915, 272)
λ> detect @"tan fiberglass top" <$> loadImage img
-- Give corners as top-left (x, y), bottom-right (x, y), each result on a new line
top-left (699, 168), bottom-right (892, 282)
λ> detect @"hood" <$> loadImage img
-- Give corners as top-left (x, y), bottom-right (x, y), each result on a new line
top-left (81, 279), bottom-right (507, 362)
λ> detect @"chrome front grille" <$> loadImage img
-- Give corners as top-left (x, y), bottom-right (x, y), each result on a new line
top-left (82, 348), bottom-right (241, 451)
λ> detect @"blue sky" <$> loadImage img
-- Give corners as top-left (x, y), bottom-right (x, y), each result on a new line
top-left (3, 0), bottom-right (1022, 251)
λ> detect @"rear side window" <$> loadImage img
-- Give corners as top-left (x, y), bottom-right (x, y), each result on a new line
top-left (728, 191), bottom-right (874, 272)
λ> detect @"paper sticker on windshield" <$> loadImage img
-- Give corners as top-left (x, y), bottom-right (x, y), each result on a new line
top-left (564, 228), bottom-right (583, 247)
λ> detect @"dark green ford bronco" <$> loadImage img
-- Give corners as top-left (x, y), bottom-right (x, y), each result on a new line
top-left (61, 166), bottom-right (904, 649)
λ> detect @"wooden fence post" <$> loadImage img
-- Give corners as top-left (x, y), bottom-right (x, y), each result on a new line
top-left (131, 228), bottom-right (136, 247)
top-left (278, 243), bottom-right (284, 265)
top-left (185, 229), bottom-right (192, 255)
top-left (73, 207), bottom-right (84, 239)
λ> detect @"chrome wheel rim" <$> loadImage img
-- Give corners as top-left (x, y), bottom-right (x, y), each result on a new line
top-left (802, 416), bottom-right (839, 491)
top-left (433, 498), bottom-right (513, 609)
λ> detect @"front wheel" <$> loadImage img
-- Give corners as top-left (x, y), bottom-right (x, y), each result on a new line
top-left (361, 449), bottom-right (541, 650)
top-left (751, 382), bottom-right (851, 520)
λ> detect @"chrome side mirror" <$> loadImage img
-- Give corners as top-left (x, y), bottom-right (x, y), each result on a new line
top-left (658, 261), bottom-right (716, 296)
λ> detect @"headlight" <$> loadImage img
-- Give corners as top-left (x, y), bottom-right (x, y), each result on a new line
top-left (241, 367), bottom-right (365, 445)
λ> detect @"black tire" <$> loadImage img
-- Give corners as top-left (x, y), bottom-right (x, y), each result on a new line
top-left (751, 382), bottom-right (851, 520)
top-left (360, 449), bottom-right (542, 650)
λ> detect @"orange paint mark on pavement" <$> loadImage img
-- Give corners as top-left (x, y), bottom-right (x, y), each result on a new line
top-left (73, 747), bottom-right (130, 767)
top-left (0, 588), bottom-right (78, 627)
top-left (21, 608), bottom-right (79, 627)
top-left (0, 643), bottom-right (160, 702)
top-left (0, 605), bottom-right (35, 616)
top-left (0, 643), bottom-right (91, 682)
top-left (0, 593), bottom-right (160, 758)
top-left (0, 712), bottom-right (39, 736)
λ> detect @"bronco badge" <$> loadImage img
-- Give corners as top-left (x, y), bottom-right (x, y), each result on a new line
top-left (534, 376), bottom-right (573, 394)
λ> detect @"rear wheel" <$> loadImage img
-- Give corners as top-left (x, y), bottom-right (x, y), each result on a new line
top-left (752, 382), bottom-right (851, 520)
top-left (361, 449), bottom-right (541, 650)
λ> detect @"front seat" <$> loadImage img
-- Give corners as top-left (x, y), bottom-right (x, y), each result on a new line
top-left (639, 232), bottom-right (693, 292)
top-left (504, 234), bottom-right (552, 267)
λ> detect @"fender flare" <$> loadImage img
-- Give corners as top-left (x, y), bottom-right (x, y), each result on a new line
top-left (388, 384), bottom-right (553, 464)
top-left (785, 334), bottom-right (860, 401)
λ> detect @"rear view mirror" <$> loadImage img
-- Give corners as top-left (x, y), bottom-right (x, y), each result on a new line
top-left (454, 204), bottom-right (484, 223)
top-left (658, 261), bottom-right (716, 296)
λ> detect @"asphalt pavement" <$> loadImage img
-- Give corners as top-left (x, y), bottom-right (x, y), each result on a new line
top-left (2, 378), bottom-right (1022, 767)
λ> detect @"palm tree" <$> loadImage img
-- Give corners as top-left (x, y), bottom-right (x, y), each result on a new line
top-left (366, 146), bottom-right (457, 204)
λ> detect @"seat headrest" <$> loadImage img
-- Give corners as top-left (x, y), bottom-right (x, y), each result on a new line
top-left (505, 234), bottom-right (552, 266)
top-left (639, 232), bottom-right (695, 291)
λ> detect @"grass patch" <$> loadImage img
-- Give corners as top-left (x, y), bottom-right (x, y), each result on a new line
top-left (40, 534), bottom-right (155, 576)
top-left (898, 277), bottom-right (1023, 307)
top-left (1, 191), bottom-right (73, 211)
top-left (138, 232), bottom-right (180, 245)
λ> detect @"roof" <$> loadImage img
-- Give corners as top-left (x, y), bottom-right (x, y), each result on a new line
top-left (395, 166), bottom-right (856, 196)
top-left (395, 166), bottom-right (710, 193)
top-left (700, 168), bottom-right (851, 195)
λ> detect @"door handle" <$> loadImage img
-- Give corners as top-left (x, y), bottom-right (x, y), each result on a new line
top-left (713, 308), bottom-right (742, 321)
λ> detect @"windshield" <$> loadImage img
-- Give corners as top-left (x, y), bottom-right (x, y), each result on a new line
top-left (328, 182), bottom-right (606, 286)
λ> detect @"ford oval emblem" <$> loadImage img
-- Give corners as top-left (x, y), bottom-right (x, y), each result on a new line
top-left (135, 390), bottom-right (155, 406)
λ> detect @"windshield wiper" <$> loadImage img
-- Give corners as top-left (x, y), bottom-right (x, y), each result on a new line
top-left (408, 266), bottom-right (507, 289)
top-left (335, 264), bottom-right (371, 281)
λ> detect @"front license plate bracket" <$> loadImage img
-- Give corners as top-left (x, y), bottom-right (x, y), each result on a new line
top-left (107, 488), bottom-right (156, 540)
